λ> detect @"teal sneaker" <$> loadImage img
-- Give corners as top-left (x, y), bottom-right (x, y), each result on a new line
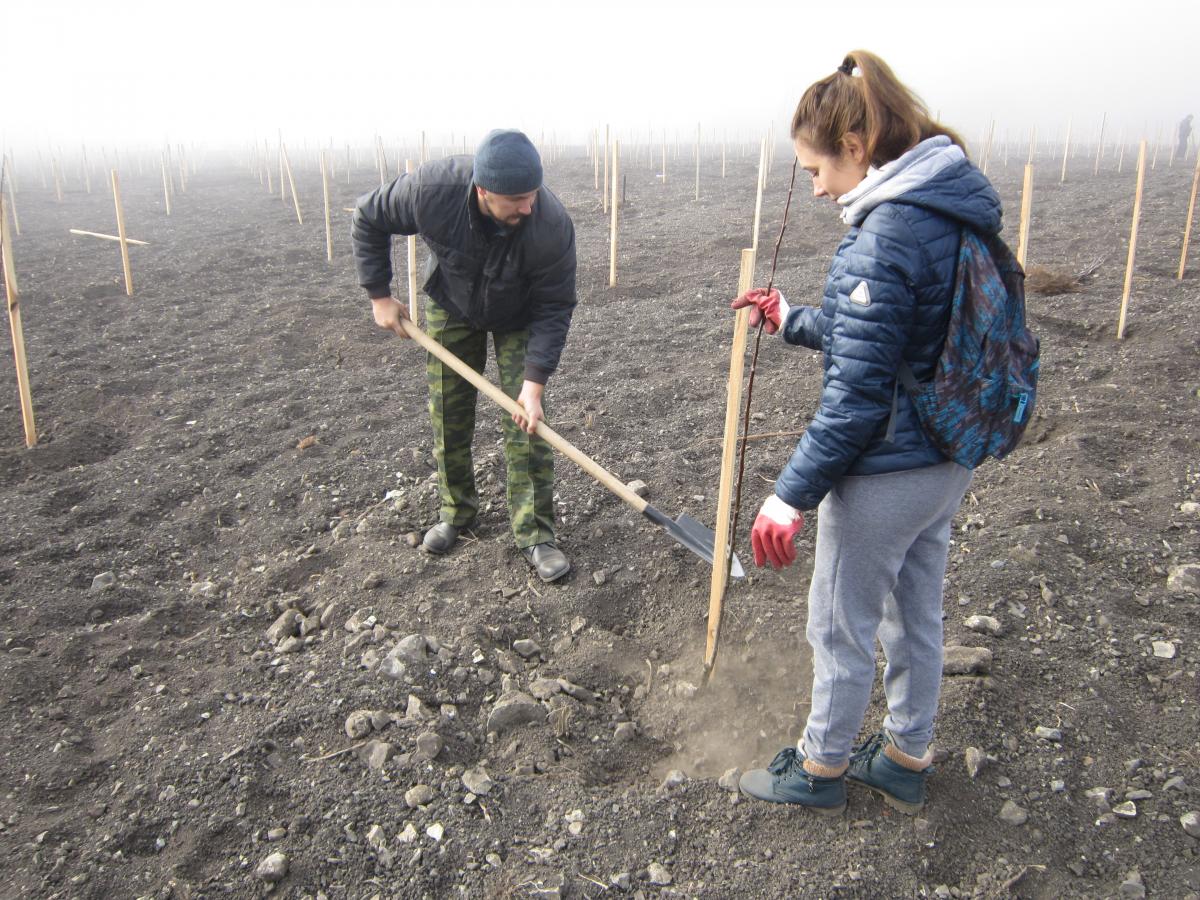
top-left (846, 732), bottom-right (930, 815)
top-left (738, 746), bottom-right (847, 815)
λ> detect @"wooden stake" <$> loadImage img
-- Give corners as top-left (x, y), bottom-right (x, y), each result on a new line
top-left (265, 142), bottom-right (274, 194)
top-left (405, 159), bottom-right (419, 321)
top-left (110, 170), bottom-right (134, 296)
top-left (52, 157), bottom-right (63, 202)
top-left (1016, 164), bottom-right (1034, 268)
top-left (160, 154), bottom-right (172, 215)
top-left (1117, 129), bottom-right (1126, 174)
top-left (981, 119), bottom-right (996, 174)
top-left (1026, 127), bottom-right (1037, 166)
top-left (2, 158), bottom-right (19, 235)
top-left (280, 144), bottom-right (303, 224)
top-left (69, 229), bottom-right (149, 246)
top-left (1060, 117), bottom-right (1072, 183)
top-left (704, 247), bottom-right (756, 677)
top-left (602, 125), bottom-right (610, 213)
top-left (751, 138), bottom-right (766, 251)
top-left (694, 122), bottom-right (700, 201)
top-left (81, 144), bottom-right (91, 194)
top-left (661, 139), bottom-right (666, 185)
top-left (608, 141), bottom-right (619, 287)
top-left (1177, 149), bottom-right (1200, 280)
top-left (320, 150), bottom-right (333, 262)
top-left (1094, 112), bottom-right (1107, 176)
top-left (592, 130), bottom-right (599, 191)
top-left (1, 191), bottom-right (36, 446)
top-left (1116, 141), bottom-right (1147, 339)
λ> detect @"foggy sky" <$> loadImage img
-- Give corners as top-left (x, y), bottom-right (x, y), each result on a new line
top-left (3, 0), bottom-right (1197, 156)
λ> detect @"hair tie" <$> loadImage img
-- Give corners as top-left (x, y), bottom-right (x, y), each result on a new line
top-left (837, 62), bottom-right (855, 76)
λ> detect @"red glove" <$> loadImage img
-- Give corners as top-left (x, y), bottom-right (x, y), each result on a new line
top-left (731, 287), bottom-right (790, 334)
top-left (751, 494), bottom-right (804, 569)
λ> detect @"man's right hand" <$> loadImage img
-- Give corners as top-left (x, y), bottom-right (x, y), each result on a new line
top-left (372, 296), bottom-right (411, 339)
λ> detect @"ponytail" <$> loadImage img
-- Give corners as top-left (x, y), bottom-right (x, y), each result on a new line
top-left (791, 50), bottom-right (965, 166)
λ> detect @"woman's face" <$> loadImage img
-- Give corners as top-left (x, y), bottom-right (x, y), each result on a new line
top-left (794, 136), bottom-right (870, 202)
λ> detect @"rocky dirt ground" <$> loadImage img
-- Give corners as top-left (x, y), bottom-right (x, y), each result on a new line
top-left (0, 138), bottom-right (1198, 899)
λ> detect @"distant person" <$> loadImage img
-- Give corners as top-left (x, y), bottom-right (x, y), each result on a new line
top-left (731, 51), bottom-right (1005, 815)
top-left (352, 129), bottom-right (577, 582)
top-left (1178, 114), bottom-right (1193, 160)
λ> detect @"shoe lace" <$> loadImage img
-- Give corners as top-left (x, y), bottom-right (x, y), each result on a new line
top-left (766, 747), bottom-right (802, 777)
top-left (850, 732), bottom-right (886, 770)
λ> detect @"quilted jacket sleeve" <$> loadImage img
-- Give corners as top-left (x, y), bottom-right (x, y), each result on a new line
top-left (522, 219), bottom-right (578, 383)
top-left (352, 174), bottom-right (421, 299)
top-left (781, 305), bottom-right (823, 350)
top-left (775, 205), bottom-right (926, 510)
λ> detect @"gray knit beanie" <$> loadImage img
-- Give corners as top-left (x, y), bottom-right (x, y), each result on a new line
top-left (472, 129), bottom-right (543, 195)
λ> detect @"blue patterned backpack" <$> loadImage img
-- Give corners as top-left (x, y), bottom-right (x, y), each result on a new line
top-left (890, 230), bottom-right (1040, 469)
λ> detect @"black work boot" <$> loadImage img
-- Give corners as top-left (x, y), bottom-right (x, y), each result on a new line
top-left (422, 522), bottom-right (469, 555)
top-left (521, 542), bottom-right (570, 582)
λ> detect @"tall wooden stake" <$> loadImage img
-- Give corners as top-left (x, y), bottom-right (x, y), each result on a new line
top-left (52, 157), bottom-right (63, 202)
top-left (751, 138), bottom-right (766, 251)
top-left (161, 154), bottom-right (172, 215)
top-left (1116, 141), bottom-right (1147, 339)
top-left (1, 191), bottom-right (36, 446)
top-left (704, 246), bottom-right (756, 677)
top-left (1178, 149), bottom-right (1200, 280)
top-left (111, 170), bottom-right (134, 296)
top-left (608, 142), bottom-right (619, 287)
top-left (1060, 117), bottom-right (1072, 183)
top-left (405, 159), bottom-right (419, 320)
top-left (1094, 112), bottom-right (1107, 176)
top-left (694, 122), bottom-right (701, 201)
top-left (1016, 164), bottom-right (1034, 268)
top-left (320, 150), bottom-right (333, 262)
top-left (280, 144), bottom-right (303, 224)
top-left (2, 158), bottom-right (19, 235)
top-left (602, 125), bottom-right (610, 213)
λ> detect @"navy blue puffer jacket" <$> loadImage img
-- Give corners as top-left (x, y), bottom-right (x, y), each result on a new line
top-left (775, 137), bottom-right (1003, 511)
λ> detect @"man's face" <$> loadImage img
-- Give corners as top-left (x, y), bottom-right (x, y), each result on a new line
top-left (477, 187), bottom-right (538, 226)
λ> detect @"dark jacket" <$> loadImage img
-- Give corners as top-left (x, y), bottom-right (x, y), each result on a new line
top-left (352, 156), bottom-right (577, 383)
top-left (776, 137), bottom-right (1003, 511)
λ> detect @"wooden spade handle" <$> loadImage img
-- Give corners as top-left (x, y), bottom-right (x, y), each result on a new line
top-left (399, 316), bottom-right (649, 514)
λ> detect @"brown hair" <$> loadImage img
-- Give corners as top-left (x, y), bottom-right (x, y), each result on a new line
top-left (790, 50), bottom-right (965, 167)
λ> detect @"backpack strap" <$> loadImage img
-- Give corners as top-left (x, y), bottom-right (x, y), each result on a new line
top-left (885, 360), bottom-right (921, 444)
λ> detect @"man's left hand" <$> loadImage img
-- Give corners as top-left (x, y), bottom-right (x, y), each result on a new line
top-left (513, 380), bottom-right (545, 434)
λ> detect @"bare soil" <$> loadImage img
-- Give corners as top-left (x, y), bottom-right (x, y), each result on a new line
top-left (0, 143), bottom-right (1198, 899)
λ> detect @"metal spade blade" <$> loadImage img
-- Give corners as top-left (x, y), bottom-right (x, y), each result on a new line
top-left (642, 507), bottom-right (745, 578)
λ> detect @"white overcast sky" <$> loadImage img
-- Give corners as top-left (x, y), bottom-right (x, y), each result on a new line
top-left (2, 0), bottom-right (1197, 154)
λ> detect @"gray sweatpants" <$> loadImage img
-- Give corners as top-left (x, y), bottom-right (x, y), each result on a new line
top-left (802, 461), bottom-right (973, 768)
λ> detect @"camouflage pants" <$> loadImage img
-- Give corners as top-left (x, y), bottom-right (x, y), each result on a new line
top-left (424, 298), bottom-right (555, 549)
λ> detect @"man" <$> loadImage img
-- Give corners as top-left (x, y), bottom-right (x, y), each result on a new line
top-left (352, 129), bottom-right (576, 582)
top-left (1179, 115), bottom-right (1194, 161)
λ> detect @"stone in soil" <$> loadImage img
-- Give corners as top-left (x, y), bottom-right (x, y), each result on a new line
top-left (487, 691), bottom-right (545, 733)
top-left (647, 862), bottom-right (672, 885)
top-left (255, 851), bottom-right (288, 883)
top-left (943, 646), bottom-right (992, 675)
top-left (405, 784), bottom-right (435, 808)
top-left (90, 572), bottom-right (116, 592)
top-left (344, 710), bottom-right (373, 740)
top-left (1166, 563), bottom-right (1200, 595)
top-left (361, 740), bottom-right (392, 771)
top-left (1034, 726), bottom-right (1063, 742)
top-left (998, 800), bottom-right (1027, 825)
top-left (266, 609), bottom-right (301, 643)
top-left (718, 767), bottom-right (741, 792)
top-left (1112, 801), bottom-right (1137, 818)
top-left (513, 638), bottom-right (543, 659)
top-left (964, 747), bottom-right (987, 778)
top-left (1151, 641), bottom-right (1176, 659)
top-left (963, 615), bottom-right (1002, 636)
top-left (412, 731), bottom-right (443, 763)
top-left (462, 766), bottom-right (495, 796)
top-left (614, 722), bottom-right (637, 742)
top-left (392, 634), bottom-right (429, 664)
top-left (1181, 811), bottom-right (1200, 838)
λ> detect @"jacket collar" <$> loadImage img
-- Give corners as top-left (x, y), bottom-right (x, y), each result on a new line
top-left (837, 136), bottom-right (965, 226)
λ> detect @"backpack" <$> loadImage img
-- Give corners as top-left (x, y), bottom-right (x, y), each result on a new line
top-left (888, 229), bottom-right (1040, 469)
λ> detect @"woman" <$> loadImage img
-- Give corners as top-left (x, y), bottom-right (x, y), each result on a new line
top-left (733, 51), bottom-right (1003, 816)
